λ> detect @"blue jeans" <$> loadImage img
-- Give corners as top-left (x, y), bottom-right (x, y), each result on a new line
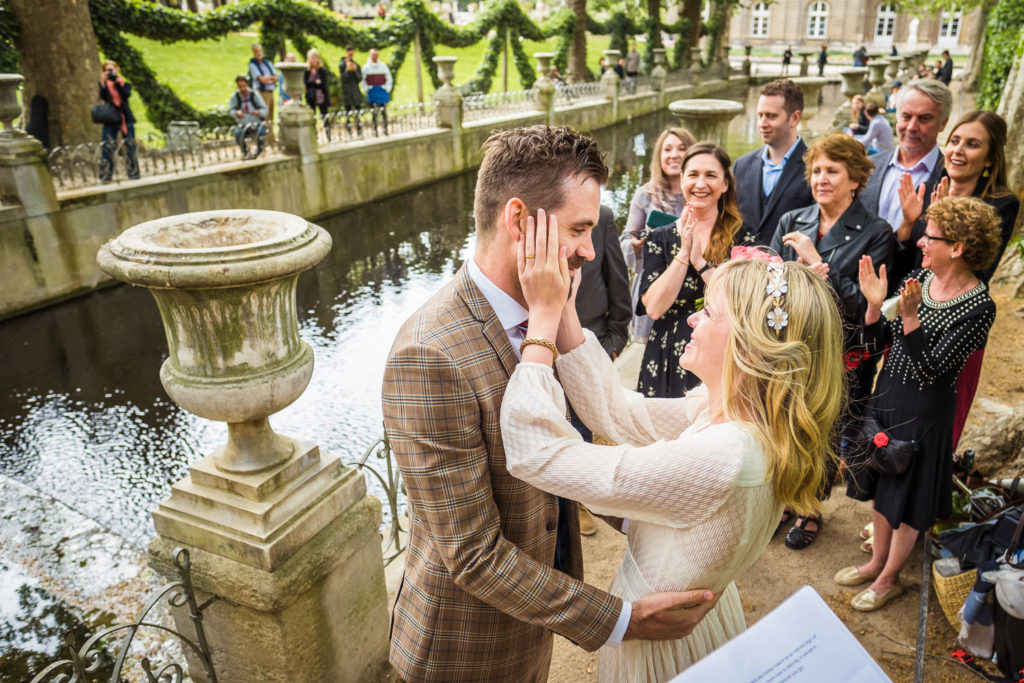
top-left (100, 122), bottom-right (138, 181)
top-left (234, 121), bottom-right (266, 157)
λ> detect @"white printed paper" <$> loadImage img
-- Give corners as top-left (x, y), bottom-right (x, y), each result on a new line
top-left (672, 585), bottom-right (892, 683)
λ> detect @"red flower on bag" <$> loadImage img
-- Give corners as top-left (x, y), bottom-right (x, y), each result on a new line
top-left (844, 349), bottom-right (868, 371)
top-left (873, 432), bottom-right (890, 448)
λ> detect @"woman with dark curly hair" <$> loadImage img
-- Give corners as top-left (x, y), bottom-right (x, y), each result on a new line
top-left (636, 142), bottom-right (756, 398)
top-left (836, 196), bottom-right (1000, 612)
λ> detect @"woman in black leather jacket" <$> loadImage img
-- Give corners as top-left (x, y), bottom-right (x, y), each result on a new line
top-left (770, 132), bottom-right (896, 550)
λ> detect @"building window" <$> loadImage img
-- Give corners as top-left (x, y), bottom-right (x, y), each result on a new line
top-left (807, 2), bottom-right (829, 39)
top-left (751, 2), bottom-right (771, 37)
top-left (939, 8), bottom-right (962, 43)
top-left (875, 3), bottom-right (896, 38)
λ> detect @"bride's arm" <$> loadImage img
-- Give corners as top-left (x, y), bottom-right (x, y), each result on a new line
top-left (556, 330), bottom-right (706, 445)
top-left (501, 362), bottom-right (745, 527)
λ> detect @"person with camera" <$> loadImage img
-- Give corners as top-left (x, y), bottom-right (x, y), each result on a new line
top-left (229, 75), bottom-right (268, 159)
top-left (97, 60), bottom-right (139, 182)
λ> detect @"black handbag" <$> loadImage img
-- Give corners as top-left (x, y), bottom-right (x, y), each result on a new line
top-left (862, 415), bottom-right (918, 475)
top-left (91, 103), bottom-right (121, 126)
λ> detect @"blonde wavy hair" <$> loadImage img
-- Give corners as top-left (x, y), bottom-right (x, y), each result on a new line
top-left (711, 258), bottom-right (846, 516)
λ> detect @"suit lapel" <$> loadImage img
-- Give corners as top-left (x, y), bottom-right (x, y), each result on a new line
top-left (453, 264), bottom-right (518, 378)
top-left (761, 139), bottom-right (806, 227)
top-left (744, 157), bottom-right (764, 227)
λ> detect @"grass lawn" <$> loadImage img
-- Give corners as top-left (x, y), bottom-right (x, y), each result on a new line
top-left (121, 32), bottom-right (612, 140)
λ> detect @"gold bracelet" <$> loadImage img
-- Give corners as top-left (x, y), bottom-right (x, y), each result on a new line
top-left (673, 254), bottom-right (689, 267)
top-left (520, 337), bottom-right (559, 362)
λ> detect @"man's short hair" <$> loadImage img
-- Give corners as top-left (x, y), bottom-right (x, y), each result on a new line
top-left (896, 78), bottom-right (953, 123)
top-left (473, 126), bottom-right (608, 241)
top-left (760, 79), bottom-right (804, 115)
top-left (942, 50), bottom-right (950, 57)
top-left (251, 43), bottom-right (261, 50)
top-left (235, 74), bottom-right (249, 85)
top-left (865, 101), bottom-right (880, 117)
top-left (345, 45), bottom-right (354, 52)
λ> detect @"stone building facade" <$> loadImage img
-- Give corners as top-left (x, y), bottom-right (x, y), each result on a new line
top-left (728, 1), bottom-right (980, 53)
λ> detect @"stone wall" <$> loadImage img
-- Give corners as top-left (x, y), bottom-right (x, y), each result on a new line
top-left (0, 78), bottom-right (747, 321)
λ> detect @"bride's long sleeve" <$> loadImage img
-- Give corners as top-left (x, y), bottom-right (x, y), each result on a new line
top-left (555, 330), bottom-right (706, 445)
top-left (500, 360), bottom-right (750, 528)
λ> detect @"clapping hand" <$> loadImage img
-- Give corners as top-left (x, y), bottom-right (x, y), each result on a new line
top-left (676, 206), bottom-right (695, 257)
top-left (899, 278), bottom-right (922, 319)
top-left (858, 255), bottom-right (887, 309)
top-left (897, 172), bottom-right (926, 240)
top-left (932, 176), bottom-right (950, 203)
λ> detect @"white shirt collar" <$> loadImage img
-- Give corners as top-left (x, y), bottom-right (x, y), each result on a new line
top-left (466, 258), bottom-right (528, 334)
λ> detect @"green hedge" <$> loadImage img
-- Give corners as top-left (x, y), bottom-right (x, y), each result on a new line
top-left (976, 0), bottom-right (1024, 110)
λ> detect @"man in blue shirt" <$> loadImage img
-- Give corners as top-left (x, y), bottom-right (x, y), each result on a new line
top-left (733, 79), bottom-right (814, 245)
top-left (860, 79), bottom-right (950, 284)
top-left (249, 43), bottom-right (279, 143)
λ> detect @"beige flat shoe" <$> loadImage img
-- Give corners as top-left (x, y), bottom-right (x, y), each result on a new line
top-left (851, 583), bottom-right (905, 612)
top-left (859, 522), bottom-right (874, 540)
top-left (834, 566), bottom-right (880, 586)
top-left (860, 536), bottom-right (874, 554)
top-left (578, 504), bottom-right (597, 536)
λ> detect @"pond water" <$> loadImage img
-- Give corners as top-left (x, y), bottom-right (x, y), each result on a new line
top-left (0, 82), bottom-right (847, 674)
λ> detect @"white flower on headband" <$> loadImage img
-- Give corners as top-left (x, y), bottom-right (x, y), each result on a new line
top-left (767, 307), bottom-right (789, 332)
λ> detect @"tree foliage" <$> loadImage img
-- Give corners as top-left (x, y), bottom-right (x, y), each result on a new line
top-left (975, 0), bottom-right (1024, 110)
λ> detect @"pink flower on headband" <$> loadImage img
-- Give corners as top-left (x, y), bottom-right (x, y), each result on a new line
top-left (730, 246), bottom-right (783, 264)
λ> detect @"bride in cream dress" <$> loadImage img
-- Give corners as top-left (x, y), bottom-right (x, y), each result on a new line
top-left (500, 216), bottom-right (845, 682)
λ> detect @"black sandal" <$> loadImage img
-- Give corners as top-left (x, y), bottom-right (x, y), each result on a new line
top-left (773, 508), bottom-right (794, 538)
top-left (785, 515), bottom-right (823, 550)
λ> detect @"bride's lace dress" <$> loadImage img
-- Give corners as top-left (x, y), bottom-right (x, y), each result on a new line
top-left (501, 331), bottom-right (783, 682)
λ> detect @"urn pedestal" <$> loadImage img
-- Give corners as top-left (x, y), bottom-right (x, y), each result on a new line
top-left (668, 99), bottom-right (744, 147)
top-left (96, 210), bottom-right (390, 682)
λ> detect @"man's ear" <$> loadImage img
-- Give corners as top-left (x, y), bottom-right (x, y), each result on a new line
top-left (503, 197), bottom-right (527, 242)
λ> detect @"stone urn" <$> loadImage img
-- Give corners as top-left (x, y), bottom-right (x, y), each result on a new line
top-left (742, 45), bottom-right (753, 76)
top-left (668, 99), bottom-right (744, 147)
top-left (866, 59), bottom-right (890, 107)
top-left (276, 61), bottom-right (315, 155)
top-left (798, 51), bottom-right (815, 77)
top-left (0, 73), bottom-right (42, 155)
top-left (534, 52), bottom-right (555, 115)
top-left (840, 67), bottom-right (869, 100)
top-left (898, 54), bottom-right (916, 81)
top-left (791, 76), bottom-right (827, 138)
top-left (276, 62), bottom-right (308, 112)
top-left (690, 46), bottom-right (704, 77)
top-left (651, 48), bottom-right (667, 82)
top-left (601, 49), bottom-right (621, 99)
top-left (885, 57), bottom-right (900, 80)
top-left (97, 210), bottom-right (332, 474)
top-left (433, 56), bottom-right (462, 128)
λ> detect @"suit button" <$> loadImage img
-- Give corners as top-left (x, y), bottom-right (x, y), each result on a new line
top-left (546, 521), bottom-right (557, 532)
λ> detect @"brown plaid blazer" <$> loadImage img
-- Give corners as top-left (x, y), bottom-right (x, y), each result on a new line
top-left (382, 264), bottom-right (622, 682)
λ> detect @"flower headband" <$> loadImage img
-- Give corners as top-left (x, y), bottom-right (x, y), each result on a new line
top-left (765, 262), bottom-right (788, 335)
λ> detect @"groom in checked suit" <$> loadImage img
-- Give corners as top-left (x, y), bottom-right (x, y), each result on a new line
top-left (382, 126), bottom-right (715, 682)
top-left (733, 79), bottom-right (814, 246)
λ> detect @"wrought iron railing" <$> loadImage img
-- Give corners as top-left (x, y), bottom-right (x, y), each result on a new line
top-left (30, 547), bottom-right (219, 683)
top-left (347, 429), bottom-right (407, 566)
top-left (462, 89), bottom-right (539, 122)
top-left (553, 81), bottom-right (605, 107)
top-left (48, 124), bottom-right (283, 190)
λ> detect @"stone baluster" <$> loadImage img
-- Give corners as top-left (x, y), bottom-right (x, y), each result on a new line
top-left (798, 51), bottom-right (815, 77)
top-left (276, 62), bottom-right (317, 161)
top-left (742, 45), bottom-right (753, 77)
top-left (97, 210), bottom-right (390, 682)
top-left (601, 50), bottom-right (621, 119)
top-left (689, 45), bottom-right (703, 84)
top-left (433, 56), bottom-right (463, 130)
top-left (534, 52), bottom-right (555, 125)
top-left (0, 74), bottom-right (58, 217)
top-left (866, 59), bottom-right (890, 107)
top-left (651, 48), bottom-right (668, 107)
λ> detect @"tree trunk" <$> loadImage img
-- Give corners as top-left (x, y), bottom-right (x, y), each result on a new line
top-left (681, 0), bottom-right (703, 67)
top-left (567, 0), bottom-right (589, 82)
top-left (8, 0), bottom-right (101, 148)
top-left (961, 0), bottom-right (992, 92)
top-left (186, 0), bottom-right (199, 11)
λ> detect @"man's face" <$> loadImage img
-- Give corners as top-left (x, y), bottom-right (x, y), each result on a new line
top-left (544, 175), bottom-right (600, 272)
top-left (252, 45), bottom-right (263, 60)
top-left (756, 94), bottom-right (798, 147)
top-left (346, 49), bottom-right (355, 61)
top-left (369, 49), bottom-right (379, 63)
top-left (897, 89), bottom-right (946, 158)
top-left (237, 79), bottom-right (249, 95)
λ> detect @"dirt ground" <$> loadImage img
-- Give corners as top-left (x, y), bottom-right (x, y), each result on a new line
top-left (548, 269), bottom-right (1024, 682)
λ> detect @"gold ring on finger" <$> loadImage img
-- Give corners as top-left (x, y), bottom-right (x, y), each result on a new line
top-left (525, 255), bottom-right (536, 259)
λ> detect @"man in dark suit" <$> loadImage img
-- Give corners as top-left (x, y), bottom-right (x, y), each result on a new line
top-left (382, 125), bottom-right (715, 682)
top-left (733, 79), bottom-right (814, 246)
top-left (859, 79), bottom-right (951, 286)
top-left (937, 50), bottom-right (954, 85)
top-left (576, 205), bottom-right (631, 360)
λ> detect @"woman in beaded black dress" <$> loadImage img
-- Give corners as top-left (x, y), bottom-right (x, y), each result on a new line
top-left (636, 142), bottom-right (756, 398)
top-left (833, 196), bottom-right (1001, 613)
